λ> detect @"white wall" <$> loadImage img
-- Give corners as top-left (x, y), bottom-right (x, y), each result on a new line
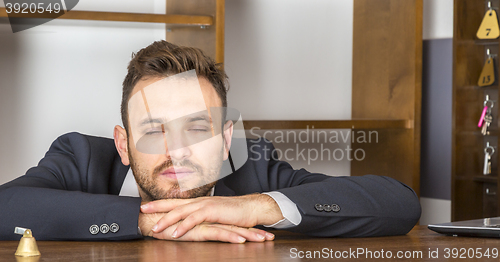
top-left (225, 0), bottom-right (353, 120)
top-left (0, 0), bottom-right (166, 184)
top-left (423, 0), bottom-right (454, 40)
top-left (225, 0), bottom-right (353, 175)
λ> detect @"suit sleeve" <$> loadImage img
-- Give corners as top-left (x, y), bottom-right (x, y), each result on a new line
top-left (251, 139), bottom-right (421, 237)
top-left (0, 133), bottom-right (142, 240)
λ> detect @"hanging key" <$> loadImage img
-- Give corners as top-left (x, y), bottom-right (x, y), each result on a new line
top-left (482, 109), bottom-right (493, 135)
top-left (480, 95), bottom-right (493, 133)
top-left (481, 96), bottom-right (495, 135)
top-left (484, 151), bottom-right (491, 175)
top-left (484, 143), bottom-right (495, 175)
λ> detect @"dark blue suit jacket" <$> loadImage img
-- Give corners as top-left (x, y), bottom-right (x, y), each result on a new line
top-left (0, 132), bottom-right (420, 240)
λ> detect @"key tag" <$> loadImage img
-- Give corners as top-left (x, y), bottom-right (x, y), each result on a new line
top-left (477, 2), bottom-right (500, 39)
top-left (479, 104), bottom-right (489, 127)
top-left (478, 49), bottom-right (495, 87)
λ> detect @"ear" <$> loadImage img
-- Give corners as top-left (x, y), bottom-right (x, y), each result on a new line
top-left (114, 125), bottom-right (130, 166)
top-left (222, 121), bottom-right (234, 161)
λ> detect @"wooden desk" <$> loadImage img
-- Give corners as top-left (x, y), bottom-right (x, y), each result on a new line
top-left (1, 226), bottom-right (499, 261)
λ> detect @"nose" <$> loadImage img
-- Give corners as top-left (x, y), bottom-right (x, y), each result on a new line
top-left (164, 130), bottom-right (191, 161)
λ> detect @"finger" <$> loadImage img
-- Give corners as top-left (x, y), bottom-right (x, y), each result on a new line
top-left (248, 228), bottom-right (275, 241)
top-left (171, 211), bottom-right (210, 238)
top-left (140, 199), bottom-right (193, 213)
top-left (160, 224), bottom-right (247, 244)
top-left (152, 203), bottom-right (204, 233)
top-left (150, 225), bottom-right (176, 240)
top-left (209, 224), bottom-right (267, 242)
top-left (202, 226), bottom-right (248, 244)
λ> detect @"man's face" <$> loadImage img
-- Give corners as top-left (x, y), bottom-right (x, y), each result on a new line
top-left (125, 73), bottom-right (229, 200)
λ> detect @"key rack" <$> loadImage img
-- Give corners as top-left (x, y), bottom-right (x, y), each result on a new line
top-left (453, 0), bottom-right (500, 220)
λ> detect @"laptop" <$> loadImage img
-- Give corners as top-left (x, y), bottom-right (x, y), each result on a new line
top-left (428, 217), bottom-right (500, 238)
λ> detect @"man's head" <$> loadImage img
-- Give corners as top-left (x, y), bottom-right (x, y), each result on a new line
top-left (120, 41), bottom-right (228, 133)
top-left (114, 40), bottom-right (232, 201)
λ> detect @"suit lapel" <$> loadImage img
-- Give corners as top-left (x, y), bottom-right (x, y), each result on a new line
top-left (214, 178), bottom-right (236, 196)
top-left (109, 163), bottom-right (130, 195)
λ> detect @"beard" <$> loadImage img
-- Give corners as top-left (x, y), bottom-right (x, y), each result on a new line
top-left (128, 145), bottom-right (224, 200)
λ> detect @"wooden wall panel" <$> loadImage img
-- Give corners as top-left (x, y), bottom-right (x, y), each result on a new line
top-left (454, 0), bottom-right (487, 41)
top-left (351, 129), bottom-right (415, 187)
top-left (352, 0), bottom-right (421, 120)
top-left (166, 0), bottom-right (225, 64)
top-left (351, 0), bottom-right (422, 194)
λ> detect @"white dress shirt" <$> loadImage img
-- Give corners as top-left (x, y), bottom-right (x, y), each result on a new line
top-left (119, 169), bottom-right (301, 228)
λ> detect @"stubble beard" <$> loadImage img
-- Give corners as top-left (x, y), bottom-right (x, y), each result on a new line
top-left (128, 144), bottom-right (223, 200)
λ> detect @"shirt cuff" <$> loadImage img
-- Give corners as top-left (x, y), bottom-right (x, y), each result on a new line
top-left (261, 191), bottom-right (302, 229)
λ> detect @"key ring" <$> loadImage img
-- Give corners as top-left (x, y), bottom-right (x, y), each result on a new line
top-left (484, 99), bottom-right (495, 109)
top-left (487, 49), bottom-right (497, 59)
top-left (485, 144), bottom-right (495, 156)
top-left (488, 1), bottom-right (498, 11)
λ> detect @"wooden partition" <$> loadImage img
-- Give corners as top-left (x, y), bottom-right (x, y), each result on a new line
top-left (350, 0), bottom-right (422, 193)
top-left (165, 0), bottom-right (225, 64)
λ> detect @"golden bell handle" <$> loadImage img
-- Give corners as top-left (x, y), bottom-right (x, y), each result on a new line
top-left (14, 227), bottom-right (41, 257)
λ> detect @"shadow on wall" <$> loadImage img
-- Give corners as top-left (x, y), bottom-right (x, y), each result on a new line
top-left (0, 18), bottom-right (25, 184)
top-left (420, 39), bottom-right (453, 201)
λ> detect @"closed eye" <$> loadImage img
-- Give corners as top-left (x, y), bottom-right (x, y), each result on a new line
top-left (145, 130), bottom-right (164, 135)
top-left (188, 126), bottom-right (209, 132)
top-left (189, 128), bottom-right (208, 132)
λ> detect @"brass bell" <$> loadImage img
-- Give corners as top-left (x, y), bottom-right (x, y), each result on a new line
top-left (14, 227), bottom-right (41, 257)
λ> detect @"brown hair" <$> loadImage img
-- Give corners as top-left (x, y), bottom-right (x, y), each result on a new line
top-left (121, 40), bottom-right (229, 133)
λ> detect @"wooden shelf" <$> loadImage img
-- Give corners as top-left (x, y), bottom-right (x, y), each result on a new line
top-left (243, 119), bottom-right (412, 130)
top-left (0, 8), bottom-right (213, 26)
top-left (456, 39), bottom-right (500, 45)
top-left (457, 130), bottom-right (500, 136)
top-left (473, 175), bottom-right (498, 184)
top-left (458, 85), bottom-right (498, 90)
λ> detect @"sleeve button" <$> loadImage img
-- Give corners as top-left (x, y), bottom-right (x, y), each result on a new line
top-left (331, 204), bottom-right (341, 212)
top-left (314, 204), bottom-right (323, 211)
top-left (110, 223), bottom-right (120, 233)
top-left (89, 225), bottom-right (99, 235)
top-left (100, 224), bottom-right (110, 234)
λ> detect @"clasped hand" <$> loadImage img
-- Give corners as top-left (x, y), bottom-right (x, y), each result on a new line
top-left (138, 194), bottom-right (283, 243)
